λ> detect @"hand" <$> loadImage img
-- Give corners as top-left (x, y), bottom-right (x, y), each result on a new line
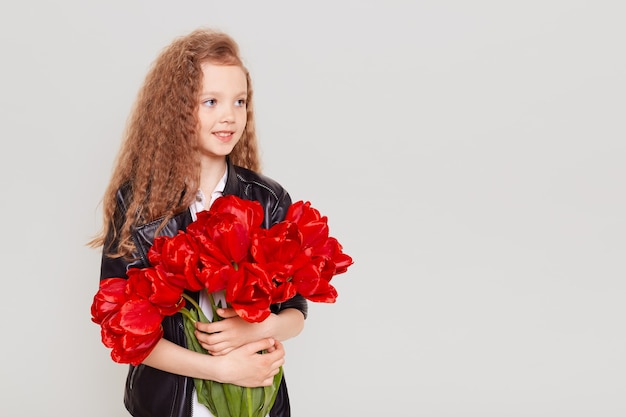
top-left (216, 338), bottom-right (285, 387)
top-left (195, 308), bottom-right (270, 355)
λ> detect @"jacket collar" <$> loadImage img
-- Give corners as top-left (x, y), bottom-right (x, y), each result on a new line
top-left (223, 156), bottom-right (239, 196)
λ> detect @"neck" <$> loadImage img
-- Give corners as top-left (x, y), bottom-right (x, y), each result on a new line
top-left (199, 156), bottom-right (227, 199)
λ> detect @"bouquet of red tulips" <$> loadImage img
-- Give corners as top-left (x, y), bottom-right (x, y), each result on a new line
top-left (91, 195), bottom-right (353, 417)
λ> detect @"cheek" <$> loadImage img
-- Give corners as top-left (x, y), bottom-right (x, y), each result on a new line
top-left (197, 111), bottom-right (215, 129)
top-left (238, 111), bottom-right (248, 128)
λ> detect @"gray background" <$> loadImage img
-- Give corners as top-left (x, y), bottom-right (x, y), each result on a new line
top-left (1, 1), bottom-right (624, 416)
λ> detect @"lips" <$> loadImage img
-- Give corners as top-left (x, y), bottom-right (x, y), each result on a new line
top-left (213, 131), bottom-right (235, 142)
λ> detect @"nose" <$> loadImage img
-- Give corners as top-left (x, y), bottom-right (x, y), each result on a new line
top-left (220, 104), bottom-right (235, 123)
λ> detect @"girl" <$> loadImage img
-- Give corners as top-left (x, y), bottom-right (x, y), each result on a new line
top-left (90, 28), bottom-right (308, 417)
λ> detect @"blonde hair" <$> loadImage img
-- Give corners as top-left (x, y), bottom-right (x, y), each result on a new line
top-left (90, 28), bottom-right (260, 257)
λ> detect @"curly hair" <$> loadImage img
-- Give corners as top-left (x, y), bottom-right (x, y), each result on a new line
top-left (90, 28), bottom-right (260, 257)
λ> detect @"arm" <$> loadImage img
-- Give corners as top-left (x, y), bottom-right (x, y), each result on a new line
top-left (195, 307), bottom-right (305, 356)
top-left (142, 336), bottom-right (285, 387)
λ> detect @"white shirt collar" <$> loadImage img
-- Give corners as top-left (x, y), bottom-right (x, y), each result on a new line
top-left (189, 169), bottom-right (228, 220)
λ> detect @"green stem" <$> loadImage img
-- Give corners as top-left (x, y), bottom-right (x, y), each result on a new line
top-left (245, 387), bottom-right (252, 417)
top-left (181, 292), bottom-right (215, 323)
top-left (178, 307), bottom-right (197, 323)
top-left (181, 292), bottom-right (202, 313)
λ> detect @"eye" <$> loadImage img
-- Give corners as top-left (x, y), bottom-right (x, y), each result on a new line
top-left (235, 98), bottom-right (246, 107)
top-left (202, 98), bottom-right (217, 107)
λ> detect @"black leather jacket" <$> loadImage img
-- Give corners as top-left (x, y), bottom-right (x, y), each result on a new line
top-left (99, 159), bottom-right (308, 417)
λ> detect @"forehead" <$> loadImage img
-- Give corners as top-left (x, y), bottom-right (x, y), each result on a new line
top-left (199, 62), bottom-right (247, 91)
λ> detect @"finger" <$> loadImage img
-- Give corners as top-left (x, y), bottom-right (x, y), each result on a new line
top-left (195, 333), bottom-right (211, 351)
top-left (195, 330), bottom-right (223, 351)
top-left (202, 320), bottom-right (229, 335)
top-left (273, 354), bottom-right (285, 368)
top-left (264, 345), bottom-right (285, 365)
top-left (205, 339), bottom-right (228, 352)
top-left (258, 365), bottom-right (281, 387)
top-left (216, 308), bottom-right (238, 319)
top-left (208, 346), bottom-right (234, 356)
top-left (195, 321), bottom-right (214, 334)
top-left (246, 338), bottom-right (274, 354)
top-left (260, 377), bottom-right (274, 387)
top-left (194, 329), bottom-right (207, 345)
top-left (272, 340), bottom-right (284, 353)
top-left (196, 331), bottom-right (227, 350)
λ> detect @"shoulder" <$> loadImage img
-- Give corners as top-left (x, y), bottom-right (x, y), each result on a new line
top-left (231, 165), bottom-right (289, 201)
top-left (229, 165), bottom-right (292, 226)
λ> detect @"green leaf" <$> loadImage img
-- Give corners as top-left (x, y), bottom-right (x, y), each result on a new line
top-left (246, 386), bottom-right (263, 417)
top-left (194, 378), bottom-right (214, 413)
top-left (223, 383), bottom-right (243, 416)
top-left (209, 380), bottom-right (231, 417)
top-left (263, 367), bottom-right (283, 415)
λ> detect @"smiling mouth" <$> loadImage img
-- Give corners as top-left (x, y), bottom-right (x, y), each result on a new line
top-left (213, 131), bottom-right (234, 141)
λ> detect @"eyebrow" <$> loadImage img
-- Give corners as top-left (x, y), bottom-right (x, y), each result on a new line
top-left (199, 90), bottom-right (247, 97)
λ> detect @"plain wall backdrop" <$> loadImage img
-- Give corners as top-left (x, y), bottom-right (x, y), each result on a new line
top-left (1, 1), bottom-right (624, 416)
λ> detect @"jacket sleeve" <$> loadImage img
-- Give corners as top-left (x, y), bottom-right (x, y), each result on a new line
top-left (273, 293), bottom-right (308, 319)
top-left (99, 185), bottom-right (194, 281)
top-left (99, 226), bottom-right (148, 280)
top-left (99, 189), bottom-right (146, 280)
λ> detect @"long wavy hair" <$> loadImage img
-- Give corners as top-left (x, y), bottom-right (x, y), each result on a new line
top-left (90, 28), bottom-right (260, 257)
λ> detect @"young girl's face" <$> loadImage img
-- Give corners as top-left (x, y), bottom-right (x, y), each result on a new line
top-left (197, 62), bottom-right (247, 160)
